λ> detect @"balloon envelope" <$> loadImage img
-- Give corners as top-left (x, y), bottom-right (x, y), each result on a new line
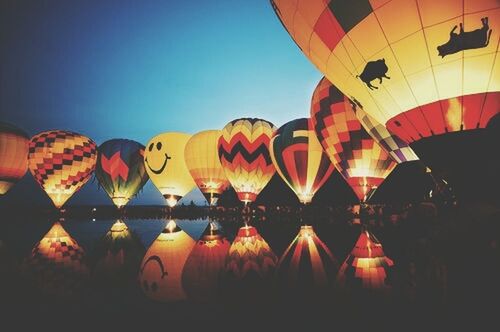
top-left (144, 132), bottom-right (196, 207)
top-left (184, 130), bottom-right (230, 206)
top-left (95, 139), bottom-right (149, 208)
top-left (0, 121), bottom-right (29, 194)
top-left (218, 118), bottom-right (276, 204)
top-left (311, 78), bottom-right (397, 202)
top-left (28, 130), bottom-right (97, 208)
top-left (270, 118), bottom-right (335, 204)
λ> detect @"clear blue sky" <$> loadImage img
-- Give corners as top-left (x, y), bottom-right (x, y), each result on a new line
top-left (0, 0), bottom-right (322, 206)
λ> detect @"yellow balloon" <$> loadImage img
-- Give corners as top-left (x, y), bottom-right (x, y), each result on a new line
top-left (144, 132), bottom-right (196, 207)
top-left (184, 130), bottom-right (230, 206)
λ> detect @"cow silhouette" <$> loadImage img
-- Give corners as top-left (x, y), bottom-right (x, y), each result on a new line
top-left (437, 17), bottom-right (492, 58)
top-left (357, 59), bottom-right (390, 90)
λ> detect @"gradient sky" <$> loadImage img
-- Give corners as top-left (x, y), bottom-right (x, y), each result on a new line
top-left (0, 0), bottom-right (323, 206)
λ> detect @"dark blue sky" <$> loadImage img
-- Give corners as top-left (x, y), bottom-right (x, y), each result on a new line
top-left (0, 0), bottom-right (322, 206)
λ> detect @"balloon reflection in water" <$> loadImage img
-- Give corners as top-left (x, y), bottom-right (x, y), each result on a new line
top-left (278, 225), bottom-right (338, 290)
top-left (0, 121), bottom-right (29, 195)
top-left (23, 221), bottom-right (89, 297)
top-left (182, 221), bottom-right (230, 302)
top-left (138, 220), bottom-right (195, 302)
top-left (92, 220), bottom-right (144, 291)
top-left (337, 229), bottom-right (394, 292)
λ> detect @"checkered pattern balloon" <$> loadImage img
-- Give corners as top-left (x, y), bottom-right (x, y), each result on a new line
top-left (28, 130), bottom-right (97, 208)
top-left (311, 77), bottom-right (397, 202)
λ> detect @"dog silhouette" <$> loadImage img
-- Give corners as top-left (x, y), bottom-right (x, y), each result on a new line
top-left (357, 59), bottom-right (390, 90)
top-left (437, 17), bottom-right (492, 58)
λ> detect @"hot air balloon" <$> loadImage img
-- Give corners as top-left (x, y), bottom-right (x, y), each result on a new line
top-left (311, 78), bottom-right (397, 202)
top-left (138, 220), bottom-right (195, 302)
top-left (337, 229), bottom-right (394, 292)
top-left (184, 130), bottom-right (230, 206)
top-left (0, 121), bottom-right (29, 195)
top-left (277, 225), bottom-right (338, 289)
top-left (182, 221), bottom-right (230, 302)
top-left (95, 139), bottom-right (149, 208)
top-left (92, 220), bottom-right (144, 291)
top-left (28, 130), bottom-right (97, 209)
top-left (23, 221), bottom-right (89, 297)
top-left (224, 223), bottom-right (278, 281)
top-left (218, 118), bottom-right (277, 204)
top-left (271, 0), bottom-right (500, 198)
top-left (270, 118), bottom-right (335, 204)
top-left (144, 132), bottom-right (196, 207)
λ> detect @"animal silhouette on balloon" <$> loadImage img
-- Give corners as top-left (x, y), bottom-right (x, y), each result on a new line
top-left (437, 17), bottom-right (492, 58)
top-left (357, 59), bottom-right (390, 90)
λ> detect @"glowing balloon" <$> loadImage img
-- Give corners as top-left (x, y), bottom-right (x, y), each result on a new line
top-left (218, 118), bottom-right (277, 204)
top-left (277, 225), bottom-right (338, 289)
top-left (337, 229), bottom-right (394, 292)
top-left (95, 139), bottom-right (149, 208)
top-left (24, 221), bottom-right (89, 297)
top-left (271, 0), bottom-right (499, 140)
top-left (144, 132), bottom-right (196, 207)
top-left (0, 121), bottom-right (29, 194)
top-left (270, 118), bottom-right (335, 204)
top-left (184, 130), bottom-right (230, 206)
top-left (138, 220), bottom-right (195, 302)
top-left (311, 78), bottom-right (397, 202)
top-left (182, 222), bottom-right (230, 302)
top-left (28, 130), bottom-right (97, 208)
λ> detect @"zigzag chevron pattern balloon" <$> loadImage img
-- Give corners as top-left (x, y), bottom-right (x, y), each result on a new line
top-left (218, 118), bottom-right (277, 204)
top-left (28, 130), bottom-right (97, 208)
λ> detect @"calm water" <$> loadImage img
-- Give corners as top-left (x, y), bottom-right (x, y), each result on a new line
top-left (0, 211), bottom-right (498, 328)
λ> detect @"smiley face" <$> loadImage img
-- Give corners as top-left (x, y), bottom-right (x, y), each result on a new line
top-left (139, 255), bottom-right (168, 294)
top-left (144, 141), bottom-right (171, 174)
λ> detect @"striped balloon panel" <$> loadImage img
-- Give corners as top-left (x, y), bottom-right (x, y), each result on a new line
top-left (0, 122), bottom-right (29, 194)
top-left (218, 118), bottom-right (276, 203)
top-left (270, 118), bottom-right (335, 204)
top-left (311, 78), bottom-right (396, 201)
top-left (28, 130), bottom-right (97, 208)
top-left (277, 225), bottom-right (338, 288)
top-left (95, 139), bottom-right (149, 208)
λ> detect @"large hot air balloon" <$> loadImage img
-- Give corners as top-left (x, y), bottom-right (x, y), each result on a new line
top-left (271, 0), bottom-right (500, 197)
top-left (138, 220), bottom-right (195, 302)
top-left (23, 221), bottom-right (90, 297)
top-left (95, 139), bottom-right (149, 208)
top-left (28, 130), bottom-right (97, 209)
top-left (311, 78), bottom-right (397, 202)
top-left (270, 118), bottom-right (335, 204)
top-left (337, 229), bottom-right (394, 292)
top-left (182, 221), bottom-right (230, 302)
top-left (277, 225), bottom-right (338, 290)
top-left (218, 118), bottom-right (277, 204)
top-left (92, 220), bottom-right (144, 291)
top-left (144, 132), bottom-right (196, 207)
top-left (184, 130), bottom-right (230, 206)
top-left (0, 122), bottom-right (29, 195)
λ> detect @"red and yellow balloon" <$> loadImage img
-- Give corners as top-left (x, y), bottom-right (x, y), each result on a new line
top-left (0, 122), bottom-right (29, 195)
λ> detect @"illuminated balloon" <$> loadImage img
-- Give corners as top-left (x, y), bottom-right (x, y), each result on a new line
top-left (270, 118), bottom-right (335, 204)
top-left (144, 132), bottom-right (196, 207)
top-left (184, 130), bottom-right (230, 206)
top-left (337, 229), bottom-right (394, 292)
top-left (218, 118), bottom-right (277, 204)
top-left (182, 222), bottom-right (230, 302)
top-left (24, 221), bottom-right (89, 297)
top-left (0, 121), bottom-right (29, 194)
top-left (271, 0), bottom-right (499, 139)
top-left (28, 130), bottom-right (97, 209)
top-left (95, 139), bottom-right (149, 208)
top-left (138, 220), bottom-right (195, 302)
top-left (277, 225), bottom-right (338, 289)
top-left (311, 78), bottom-right (397, 202)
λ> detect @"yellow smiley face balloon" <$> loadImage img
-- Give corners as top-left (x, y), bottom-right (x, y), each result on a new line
top-left (144, 132), bottom-right (196, 207)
